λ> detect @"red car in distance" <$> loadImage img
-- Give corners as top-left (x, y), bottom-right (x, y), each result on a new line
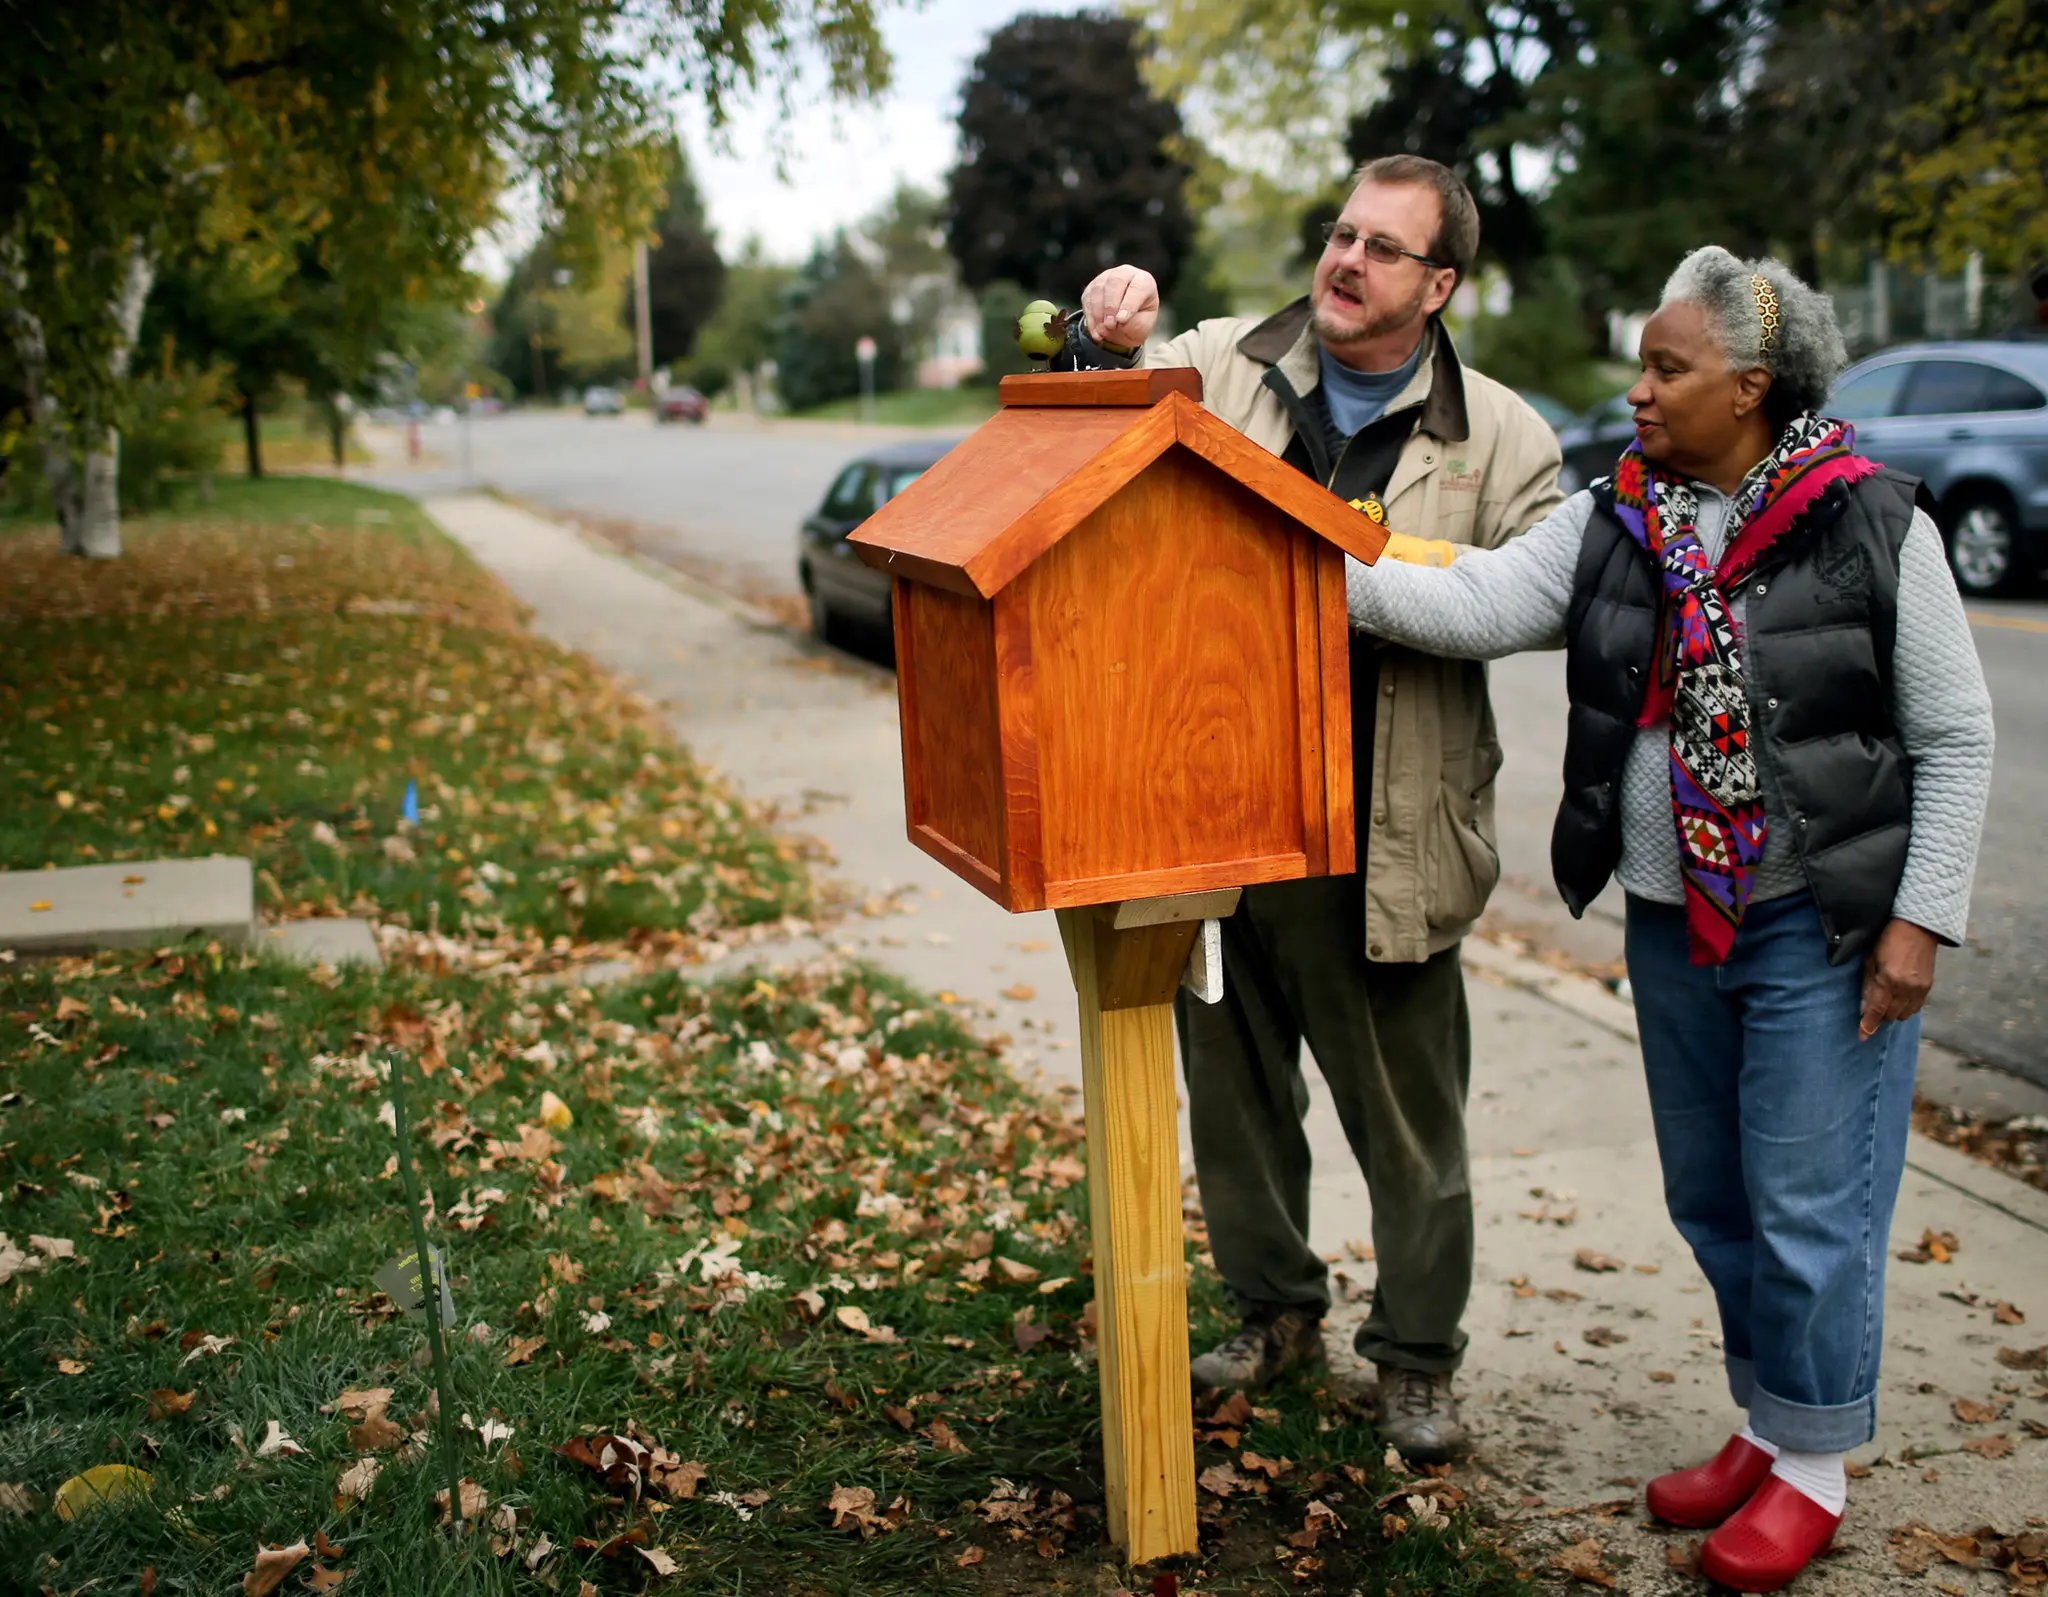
top-left (655, 386), bottom-right (708, 424)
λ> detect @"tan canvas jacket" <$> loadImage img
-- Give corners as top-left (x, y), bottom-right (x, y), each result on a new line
top-left (1139, 299), bottom-right (1564, 960)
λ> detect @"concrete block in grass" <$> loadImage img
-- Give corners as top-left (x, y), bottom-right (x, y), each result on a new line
top-left (0, 857), bottom-right (254, 954)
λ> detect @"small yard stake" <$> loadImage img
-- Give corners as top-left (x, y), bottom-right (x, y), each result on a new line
top-left (387, 1049), bottom-right (468, 1534)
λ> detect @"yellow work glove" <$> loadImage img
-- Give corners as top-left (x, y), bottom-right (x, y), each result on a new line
top-left (1346, 498), bottom-right (1460, 567)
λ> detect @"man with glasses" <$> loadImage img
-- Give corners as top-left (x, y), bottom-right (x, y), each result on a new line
top-left (1061, 154), bottom-right (1562, 1462)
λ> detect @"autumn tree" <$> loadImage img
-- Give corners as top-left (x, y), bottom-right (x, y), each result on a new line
top-left (945, 13), bottom-right (1196, 308)
top-left (0, 0), bottom-right (893, 556)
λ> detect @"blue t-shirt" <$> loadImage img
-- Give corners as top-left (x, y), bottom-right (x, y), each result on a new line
top-left (1317, 339), bottom-right (1424, 438)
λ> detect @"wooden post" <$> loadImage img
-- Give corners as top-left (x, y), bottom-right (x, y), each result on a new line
top-left (1058, 887), bottom-right (1239, 1564)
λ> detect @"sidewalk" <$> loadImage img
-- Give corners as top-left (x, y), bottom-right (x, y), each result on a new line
top-left (424, 492), bottom-right (2047, 1593)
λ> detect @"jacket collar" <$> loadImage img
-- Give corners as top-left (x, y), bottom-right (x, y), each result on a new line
top-left (1235, 298), bottom-right (1471, 443)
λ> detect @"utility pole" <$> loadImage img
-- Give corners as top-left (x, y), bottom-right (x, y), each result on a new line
top-left (633, 238), bottom-right (654, 393)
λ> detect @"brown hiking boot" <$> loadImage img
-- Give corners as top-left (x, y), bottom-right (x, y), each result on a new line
top-left (1190, 1311), bottom-right (1326, 1396)
top-left (1375, 1363), bottom-right (1466, 1465)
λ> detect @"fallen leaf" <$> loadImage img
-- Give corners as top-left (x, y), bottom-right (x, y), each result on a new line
top-left (1993, 1300), bottom-right (2026, 1325)
top-left (790, 1288), bottom-right (825, 1320)
top-left (1240, 1450), bottom-right (1292, 1479)
top-left (255, 1420), bottom-right (305, 1458)
top-left (1000, 984), bottom-right (1036, 1001)
top-left (305, 1567), bottom-right (347, 1592)
top-left (1197, 1462), bottom-right (1245, 1497)
top-left (348, 1410), bottom-right (405, 1452)
top-left (139, 1567), bottom-right (158, 1597)
top-left (1897, 1228), bottom-right (1961, 1264)
top-left (538, 1090), bottom-right (574, 1130)
top-left (1962, 1433), bottom-right (2013, 1459)
top-left (1665, 1540), bottom-right (1702, 1577)
top-left (1996, 1345), bottom-right (2047, 1370)
top-left (0, 1482), bottom-right (39, 1515)
top-left (1573, 1249), bottom-right (1623, 1273)
top-left (827, 1483), bottom-right (891, 1535)
top-left (434, 1478), bottom-right (488, 1524)
top-left (955, 1545), bottom-right (986, 1567)
top-left (334, 1457), bottom-right (380, 1507)
top-left (241, 1542), bottom-right (309, 1597)
top-left (663, 1461), bottom-right (708, 1499)
top-left (502, 1334), bottom-right (546, 1367)
top-left (1952, 1397), bottom-right (2002, 1425)
top-left (635, 1546), bottom-right (679, 1575)
top-left (55, 1356), bottom-right (89, 1375)
top-left (315, 1532), bottom-right (345, 1559)
top-left (53, 1464), bottom-right (151, 1521)
top-left (28, 899), bottom-right (51, 912)
top-left (1551, 1536), bottom-right (1617, 1588)
top-left (994, 1257), bottom-right (1041, 1284)
top-left (144, 1388), bottom-right (195, 1422)
top-left (1582, 1326), bottom-right (1628, 1348)
top-left (834, 1305), bottom-right (873, 1335)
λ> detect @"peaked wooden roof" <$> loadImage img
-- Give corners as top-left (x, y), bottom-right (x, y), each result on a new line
top-left (848, 370), bottom-right (1389, 598)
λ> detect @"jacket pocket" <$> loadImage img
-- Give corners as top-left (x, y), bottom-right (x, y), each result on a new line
top-left (1424, 741), bottom-right (1503, 932)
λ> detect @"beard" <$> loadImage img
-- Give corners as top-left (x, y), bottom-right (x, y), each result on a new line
top-left (1312, 268), bottom-right (1431, 346)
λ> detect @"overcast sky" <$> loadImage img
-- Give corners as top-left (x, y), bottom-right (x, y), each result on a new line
top-left (682, 0), bottom-right (1038, 262)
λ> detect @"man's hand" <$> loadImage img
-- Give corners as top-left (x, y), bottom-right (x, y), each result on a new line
top-left (1081, 265), bottom-right (1160, 350)
top-left (1859, 918), bottom-right (1939, 1041)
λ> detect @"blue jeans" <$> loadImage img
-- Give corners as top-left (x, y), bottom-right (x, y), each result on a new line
top-left (1625, 891), bottom-right (1919, 1453)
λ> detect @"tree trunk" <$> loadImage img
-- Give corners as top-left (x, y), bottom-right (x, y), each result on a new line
top-left (75, 435), bottom-right (122, 558)
top-left (328, 398), bottom-right (345, 469)
top-left (243, 394), bottom-right (264, 478)
top-left (0, 230), bottom-right (85, 546)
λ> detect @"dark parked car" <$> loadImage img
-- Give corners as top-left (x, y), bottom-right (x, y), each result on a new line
top-left (656, 386), bottom-right (707, 424)
top-left (1555, 391), bottom-right (1637, 496)
top-left (797, 436), bottom-right (962, 645)
top-left (1827, 341), bottom-right (2048, 596)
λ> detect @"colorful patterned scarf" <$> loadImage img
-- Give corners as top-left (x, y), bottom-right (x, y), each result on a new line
top-left (1607, 414), bottom-right (1881, 964)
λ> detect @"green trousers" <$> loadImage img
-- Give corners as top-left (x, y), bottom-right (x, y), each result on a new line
top-left (1174, 874), bottom-right (1474, 1374)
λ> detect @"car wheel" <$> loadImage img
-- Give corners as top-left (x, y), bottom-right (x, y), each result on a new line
top-left (1944, 488), bottom-right (2023, 597)
top-left (808, 581), bottom-right (841, 647)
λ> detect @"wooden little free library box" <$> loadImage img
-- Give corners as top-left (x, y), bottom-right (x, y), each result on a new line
top-left (849, 368), bottom-right (1391, 912)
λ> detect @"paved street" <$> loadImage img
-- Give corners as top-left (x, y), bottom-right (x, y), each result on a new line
top-left (373, 409), bottom-right (2048, 1089)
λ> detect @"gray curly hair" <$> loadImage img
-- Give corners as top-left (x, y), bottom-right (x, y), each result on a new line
top-left (1659, 246), bottom-right (1848, 430)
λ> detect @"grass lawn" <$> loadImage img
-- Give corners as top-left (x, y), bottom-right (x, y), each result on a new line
top-left (790, 389), bottom-right (999, 429)
top-left (0, 481), bottom-right (1529, 1595)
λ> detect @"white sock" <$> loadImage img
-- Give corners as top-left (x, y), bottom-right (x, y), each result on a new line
top-left (1738, 1420), bottom-right (1780, 1459)
top-left (1769, 1448), bottom-right (1847, 1515)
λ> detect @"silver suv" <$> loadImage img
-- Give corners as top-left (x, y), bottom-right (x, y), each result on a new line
top-left (1828, 342), bottom-right (2048, 596)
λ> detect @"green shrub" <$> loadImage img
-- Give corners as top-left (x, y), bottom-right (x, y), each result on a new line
top-left (118, 362), bottom-right (233, 510)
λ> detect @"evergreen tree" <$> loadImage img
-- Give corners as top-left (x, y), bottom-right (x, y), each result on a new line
top-left (946, 13), bottom-right (1195, 308)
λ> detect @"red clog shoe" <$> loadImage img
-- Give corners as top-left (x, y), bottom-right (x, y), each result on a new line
top-left (1699, 1475), bottom-right (1843, 1592)
top-left (1645, 1434), bottom-right (1775, 1528)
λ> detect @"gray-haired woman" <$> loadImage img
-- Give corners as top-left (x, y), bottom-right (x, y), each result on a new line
top-left (1347, 246), bottom-right (1994, 1592)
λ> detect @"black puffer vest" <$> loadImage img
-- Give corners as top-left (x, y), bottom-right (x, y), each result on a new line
top-left (1552, 467), bottom-right (1923, 967)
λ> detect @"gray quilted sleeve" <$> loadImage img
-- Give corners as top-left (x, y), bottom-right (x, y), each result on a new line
top-left (1344, 490), bottom-right (1590, 659)
top-left (1889, 510), bottom-right (1996, 944)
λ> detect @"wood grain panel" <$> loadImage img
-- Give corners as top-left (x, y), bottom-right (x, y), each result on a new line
top-left (991, 590), bottom-right (1047, 911)
top-left (959, 404), bottom-right (1177, 598)
top-left (1026, 449), bottom-right (1308, 894)
top-left (898, 582), bottom-right (1005, 891)
top-left (1057, 908), bottom-right (1200, 1561)
top-left (1044, 852), bottom-right (1308, 909)
top-left (849, 406), bottom-right (1144, 588)
top-left (1290, 528), bottom-right (1329, 876)
top-left (1316, 542), bottom-right (1358, 875)
top-left (1175, 398), bottom-right (1393, 565)
top-left (999, 369), bottom-right (1203, 407)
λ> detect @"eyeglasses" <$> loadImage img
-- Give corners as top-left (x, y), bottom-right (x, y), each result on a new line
top-left (1320, 221), bottom-right (1447, 270)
